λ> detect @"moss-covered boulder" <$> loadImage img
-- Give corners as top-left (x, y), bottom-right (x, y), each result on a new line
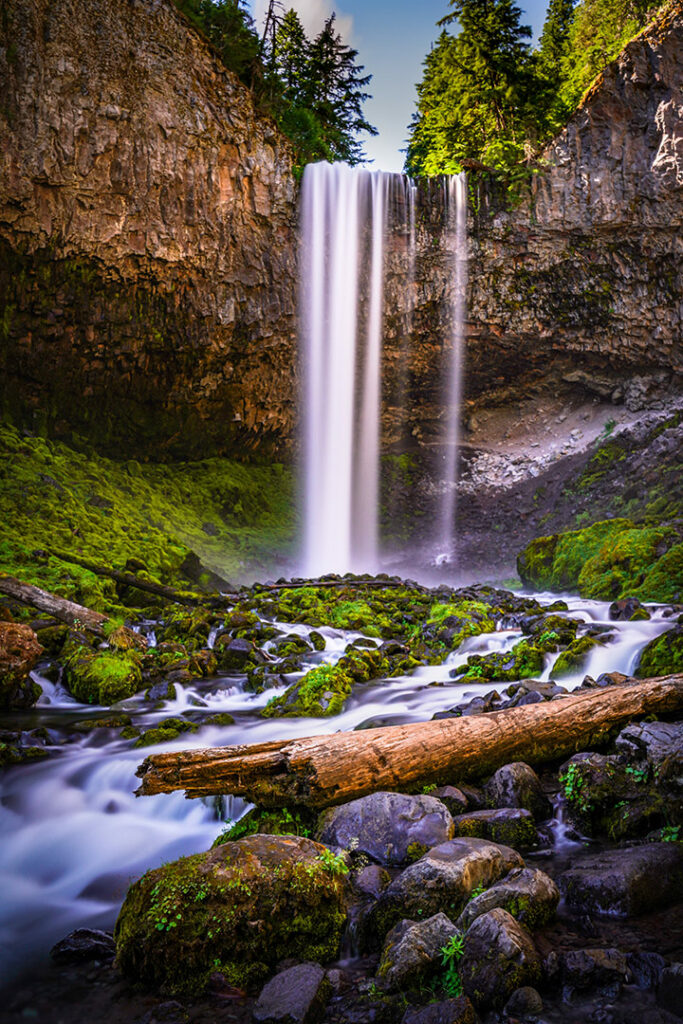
top-left (551, 635), bottom-right (602, 678)
top-left (0, 622), bottom-right (43, 709)
top-left (517, 519), bottom-right (683, 601)
top-left (262, 647), bottom-right (390, 718)
top-left (452, 640), bottom-right (544, 684)
top-left (63, 640), bottom-right (143, 705)
top-left (114, 834), bottom-right (347, 995)
top-left (636, 626), bottom-right (683, 677)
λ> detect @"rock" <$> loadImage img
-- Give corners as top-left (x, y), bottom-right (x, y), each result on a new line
top-left (483, 763), bottom-right (551, 822)
top-left (252, 963), bottom-right (331, 1024)
top-left (627, 952), bottom-right (667, 990)
top-left (657, 963), bottom-right (683, 1016)
top-left (558, 948), bottom-right (630, 992)
top-left (636, 626), bottom-right (683, 677)
top-left (364, 838), bottom-right (523, 943)
top-left (401, 996), bottom-right (480, 1024)
top-left (431, 786), bottom-right (469, 815)
top-left (114, 834), bottom-right (347, 996)
top-left (378, 913), bottom-right (456, 992)
top-left (0, 622), bottom-right (43, 709)
top-left (609, 598), bottom-right (647, 620)
top-left (317, 792), bottom-right (454, 866)
top-left (451, 809), bottom-right (538, 850)
top-left (615, 720), bottom-right (683, 783)
top-left (352, 864), bottom-right (391, 900)
top-left (503, 986), bottom-right (543, 1017)
top-left (50, 928), bottom-right (116, 964)
top-left (559, 843), bottom-right (683, 917)
top-left (216, 636), bottom-right (255, 671)
top-left (459, 908), bottom-right (541, 1010)
top-left (456, 867), bottom-right (559, 931)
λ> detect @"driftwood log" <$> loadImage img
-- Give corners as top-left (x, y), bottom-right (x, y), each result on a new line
top-left (51, 551), bottom-right (202, 606)
top-left (136, 674), bottom-right (683, 808)
top-left (0, 573), bottom-right (109, 634)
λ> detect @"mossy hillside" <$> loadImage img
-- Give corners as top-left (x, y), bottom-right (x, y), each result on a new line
top-left (0, 423), bottom-right (295, 612)
top-left (114, 834), bottom-right (347, 996)
top-left (518, 518), bottom-right (683, 601)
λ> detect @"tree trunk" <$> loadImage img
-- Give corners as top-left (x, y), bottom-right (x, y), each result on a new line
top-left (136, 674), bottom-right (683, 808)
top-left (0, 573), bottom-right (109, 635)
top-left (51, 551), bottom-right (203, 606)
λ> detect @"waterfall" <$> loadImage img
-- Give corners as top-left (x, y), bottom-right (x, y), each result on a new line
top-left (300, 162), bottom-right (393, 577)
top-left (437, 172), bottom-right (468, 562)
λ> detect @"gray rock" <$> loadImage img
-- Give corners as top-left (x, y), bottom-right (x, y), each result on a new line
top-left (352, 864), bottom-right (391, 900)
top-left (460, 908), bottom-right (541, 1010)
top-left (503, 986), bottom-right (543, 1017)
top-left (252, 963), bottom-right (331, 1024)
top-left (50, 928), bottom-right (115, 964)
top-left (401, 996), bottom-right (480, 1024)
top-left (456, 867), bottom-right (559, 931)
top-left (559, 843), bottom-right (683, 916)
top-left (365, 837), bottom-right (523, 944)
top-left (432, 786), bottom-right (469, 815)
top-left (628, 951), bottom-right (667, 990)
top-left (217, 637), bottom-right (253, 670)
top-left (483, 763), bottom-right (551, 822)
top-left (317, 791), bottom-right (454, 866)
top-left (378, 913), bottom-right (457, 992)
top-left (451, 808), bottom-right (538, 849)
top-left (616, 720), bottom-right (683, 777)
top-left (558, 948), bottom-right (630, 991)
top-left (658, 963), bottom-right (683, 1016)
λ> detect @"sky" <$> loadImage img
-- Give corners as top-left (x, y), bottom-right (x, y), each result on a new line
top-left (248, 0), bottom-right (551, 172)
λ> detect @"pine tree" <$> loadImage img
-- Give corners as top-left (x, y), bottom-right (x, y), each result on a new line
top-left (273, 8), bottom-right (308, 99)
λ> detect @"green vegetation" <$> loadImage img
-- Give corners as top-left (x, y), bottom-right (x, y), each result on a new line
top-left (518, 518), bottom-right (683, 601)
top-left (440, 931), bottom-right (465, 997)
top-left (62, 643), bottom-right (143, 705)
top-left (454, 638), bottom-right (545, 683)
top-left (636, 626), bottom-right (683, 677)
top-left (406, 0), bottom-right (667, 183)
top-left (172, 1), bottom-right (376, 170)
top-left (0, 423), bottom-right (295, 612)
top-left (214, 806), bottom-right (316, 844)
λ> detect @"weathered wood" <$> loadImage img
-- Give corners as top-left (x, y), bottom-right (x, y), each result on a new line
top-left (51, 551), bottom-right (202, 606)
top-left (0, 573), bottom-right (109, 634)
top-left (136, 674), bottom-right (683, 808)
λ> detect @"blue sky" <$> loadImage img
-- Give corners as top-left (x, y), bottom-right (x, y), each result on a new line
top-left (248, 0), bottom-right (550, 172)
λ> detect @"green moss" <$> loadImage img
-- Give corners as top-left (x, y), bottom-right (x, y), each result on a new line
top-left (0, 423), bottom-right (295, 608)
top-left (63, 642), bottom-right (143, 705)
top-left (518, 518), bottom-right (682, 601)
top-left (262, 662), bottom-right (353, 718)
top-left (636, 626), bottom-right (683, 677)
top-left (134, 717), bottom-right (200, 748)
top-left (114, 835), bottom-right (347, 996)
top-left (213, 806), bottom-right (316, 844)
top-left (455, 639), bottom-right (544, 683)
top-left (551, 635), bottom-right (600, 677)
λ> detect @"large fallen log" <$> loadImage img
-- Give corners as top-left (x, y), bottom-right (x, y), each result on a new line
top-left (50, 551), bottom-right (203, 606)
top-left (137, 674), bottom-right (683, 808)
top-left (0, 573), bottom-right (109, 635)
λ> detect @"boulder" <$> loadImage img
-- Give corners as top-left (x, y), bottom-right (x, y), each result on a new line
top-left (451, 809), bottom-right (538, 850)
top-left (456, 867), bottom-right (559, 931)
top-left (114, 834), bottom-right (347, 996)
top-left (351, 864), bottom-right (391, 900)
top-left (483, 763), bottom-right (551, 822)
top-left (50, 928), bottom-right (116, 964)
top-left (657, 963), bottom-right (683, 1016)
top-left (431, 786), bottom-right (469, 815)
top-left (459, 908), bottom-right (541, 1010)
top-left (252, 963), bottom-right (331, 1024)
top-left (503, 987), bottom-right (543, 1018)
top-left (364, 838), bottom-right (523, 943)
top-left (558, 948), bottom-right (630, 992)
top-left (317, 792), bottom-right (454, 866)
top-left (216, 636), bottom-right (255, 671)
top-left (401, 996), bottom-right (480, 1024)
top-left (559, 843), bottom-right (683, 917)
top-left (378, 913), bottom-right (457, 992)
top-left (615, 720), bottom-right (683, 784)
top-left (0, 622), bottom-right (43, 709)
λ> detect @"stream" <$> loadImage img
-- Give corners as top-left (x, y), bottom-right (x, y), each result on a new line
top-left (0, 593), bottom-right (674, 989)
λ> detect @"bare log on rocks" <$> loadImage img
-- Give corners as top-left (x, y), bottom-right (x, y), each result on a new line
top-left (136, 674), bottom-right (683, 808)
top-left (0, 573), bottom-right (109, 635)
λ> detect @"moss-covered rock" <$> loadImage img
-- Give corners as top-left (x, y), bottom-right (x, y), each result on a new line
top-left (636, 626), bottom-right (683, 677)
top-left (114, 834), bottom-right (347, 995)
top-left (262, 646), bottom-right (391, 718)
top-left (551, 635), bottom-right (602, 678)
top-left (213, 806), bottom-right (317, 845)
top-left (453, 640), bottom-right (544, 684)
top-left (0, 621), bottom-right (43, 709)
top-left (134, 717), bottom-right (200, 748)
top-left (517, 519), bottom-right (683, 601)
top-left (63, 640), bottom-right (143, 705)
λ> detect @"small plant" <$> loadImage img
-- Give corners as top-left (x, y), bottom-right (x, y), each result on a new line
top-left (661, 825), bottom-right (681, 843)
top-left (440, 931), bottom-right (465, 997)
top-left (625, 764), bottom-right (649, 783)
top-left (318, 847), bottom-right (349, 876)
top-left (560, 762), bottom-right (592, 814)
top-left (421, 783), bottom-right (437, 795)
top-left (468, 884), bottom-right (486, 902)
top-left (602, 418), bottom-right (616, 438)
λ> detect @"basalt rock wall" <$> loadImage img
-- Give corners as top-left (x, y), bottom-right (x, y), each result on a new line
top-left (383, 1), bottom-right (683, 450)
top-left (0, 0), bottom-right (297, 458)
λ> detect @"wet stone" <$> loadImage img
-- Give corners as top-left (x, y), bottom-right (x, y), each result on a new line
top-left (451, 808), bottom-right (538, 850)
top-left (50, 928), bottom-right (116, 964)
top-left (431, 786), bottom-right (469, 815)
top-left (483, 762), bottom-right (551, 822)
top-left (252, 962), bottom-right (331, 1024)
top-left (455, 867), bottom-right (559, 931)
top-left (557, 948), bottom-right (630, 992)
top-left (378, 913), bottom-right (457, 992)
top-left (657, 963), bottom-right (683, 1017)
top-left (559, 843), bottom-right (683, 917)
top-left (460, 908), bottom-right (541, 1010)
top-left (401, 995), bottom-right (481, 1024)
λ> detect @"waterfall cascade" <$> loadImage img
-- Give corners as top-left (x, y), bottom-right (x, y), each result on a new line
top-left (300, 162), bottom-right (467, 577)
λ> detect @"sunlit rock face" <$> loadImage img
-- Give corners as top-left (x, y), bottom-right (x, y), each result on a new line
top-left (0, 0), bottom-right (297, 458)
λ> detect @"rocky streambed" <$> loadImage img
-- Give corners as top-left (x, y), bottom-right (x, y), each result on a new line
top-left (0, 575), bottom-right (682, 1024)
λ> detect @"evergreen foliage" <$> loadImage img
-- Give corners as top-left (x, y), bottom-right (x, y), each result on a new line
top-left (406, 0), bottom-right (666, 179)
top-left (171, 1), bottom-right (376, 169)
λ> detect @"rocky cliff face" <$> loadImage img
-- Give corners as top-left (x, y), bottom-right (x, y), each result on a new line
top-left (0, 0), bottom-right (297, 457)
top-left (383, 0), bottom-right (683, 453)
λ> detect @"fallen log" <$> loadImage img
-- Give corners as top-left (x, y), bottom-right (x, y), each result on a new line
top-left (136, 674), bottom-right (683, 808)
top-left (0, 573), bottom-right (109, 635)
top-left (51, 551), bottom-right (202, 606)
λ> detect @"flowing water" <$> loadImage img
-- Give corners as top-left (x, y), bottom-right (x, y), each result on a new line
top-left (0, 595), bottom-right (674, 988)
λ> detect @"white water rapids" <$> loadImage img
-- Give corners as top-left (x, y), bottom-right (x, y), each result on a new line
top-left (0, 596), bottom-right (674, 987)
